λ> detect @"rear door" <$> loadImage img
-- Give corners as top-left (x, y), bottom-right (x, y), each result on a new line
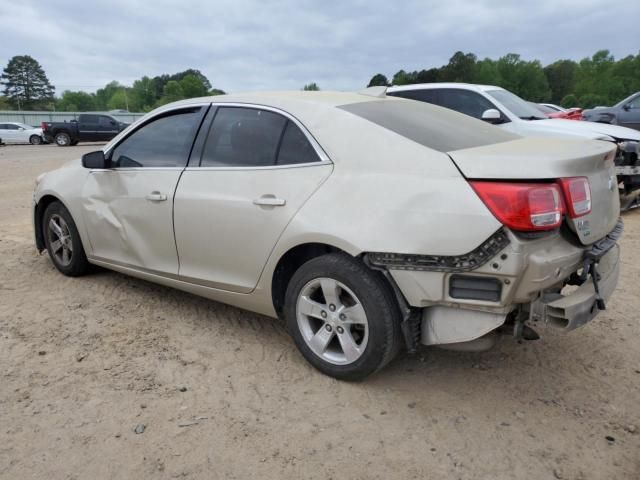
top-left (81, 106), bottom-right (206, 273)
top-left (174, 105), bottom-right (332, 293)
top-left (0, 123), bottom-right (20, 143)
top-left (78, 114), bottom-right (100, 141)
top-left (98, 115), bottom-right (121, 141)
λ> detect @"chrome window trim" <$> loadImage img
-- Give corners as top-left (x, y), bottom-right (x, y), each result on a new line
top-left (183, 161), bottom-right (332, 172)
top-left (195, 102), bottom-right (332, 167)
top-left (88, 167), bottom-right (186, 172)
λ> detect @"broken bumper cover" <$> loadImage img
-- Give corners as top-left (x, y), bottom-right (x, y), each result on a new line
top-left (531, 220), bottom-right (623, 331)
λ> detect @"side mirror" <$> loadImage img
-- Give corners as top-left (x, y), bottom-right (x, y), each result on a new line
top-left (623, 104), bottom-right (630, 111)
top-left (481, 109), bottom-right (502, 123)
top-left (81, 150), bottom-right (109, 169)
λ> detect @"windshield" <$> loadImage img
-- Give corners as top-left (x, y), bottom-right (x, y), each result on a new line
top-left (486, 89), bottom-right (547, 120)
top-left (615, 92), bottom-right (639, 108)
top-left (528, 102), bottom-right (554, 114)
top-left (16, 123), bottom-right (34, 129)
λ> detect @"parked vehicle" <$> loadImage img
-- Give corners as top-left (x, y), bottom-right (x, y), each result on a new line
top-left (388, 83), bottom-right (640, 210)
top-left (534, 103), bottom-right (583, 121)
top-left (41, 114), bottom-right (128, 146)
top-left (33, 91), bottom-right (622, 380)
top-left (0, 122), bottom-right (45, 145)
top-left (582, 92), bottom-right (640, 131)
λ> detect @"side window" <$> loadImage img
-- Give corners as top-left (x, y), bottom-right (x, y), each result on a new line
top-left (0, 124), bottom-right (7, 130)
top-left (628, 96), bottom-right (640, 109)
top-left (5, 124), bottom-right (19, 130)
top-left (276, 121), bottom-right (320, 165)
top-left (201, 107), bottom-right (286, 167)
top-left (80, 114), bottom-right (99, 123)
top-left (437, 89), bottom-right (497, 119)
top-left (110, 108), bottom-right (201, 168)
top-left (388, 89), bottom-right (439, 106)
top-left (99, 116), bottom-right (115, 127)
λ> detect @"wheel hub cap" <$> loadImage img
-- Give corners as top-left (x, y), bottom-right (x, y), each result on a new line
top-left (47, 214), bottom-right (73, 266)
top-left (296, 277), bottom-right (369, 365)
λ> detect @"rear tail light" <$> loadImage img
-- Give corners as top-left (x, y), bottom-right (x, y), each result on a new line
top-left (558, 177), bottom-right (591, 218)
top-left (40, 122), bottom-right (48, 131)
top-left (470, 181), bottom-right (564, 231)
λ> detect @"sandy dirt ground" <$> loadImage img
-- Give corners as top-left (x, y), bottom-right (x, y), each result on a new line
top-left (0, 144), bottom-right (639, 480)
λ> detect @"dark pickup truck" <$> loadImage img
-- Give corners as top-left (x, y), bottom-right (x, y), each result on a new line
top-left (42, 114), bottom-right (129, 146)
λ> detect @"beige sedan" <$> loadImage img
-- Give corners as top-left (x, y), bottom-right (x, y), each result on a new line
top-left (33, 90), bottom-right (622, 379)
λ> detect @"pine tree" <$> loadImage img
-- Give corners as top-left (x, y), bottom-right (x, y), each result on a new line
top-left (1, 55), bottom-right (55, 110)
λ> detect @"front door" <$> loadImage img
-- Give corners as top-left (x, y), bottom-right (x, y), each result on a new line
top-left (174, 106), bottom-right (332, 293)
top-left (618, 95), bottom-right (640, 131)
top-left (80, 106), bottom-right (206, 274)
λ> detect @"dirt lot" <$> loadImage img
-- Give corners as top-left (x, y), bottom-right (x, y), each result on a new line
top-left (0, 144), bottom-right (639, 479)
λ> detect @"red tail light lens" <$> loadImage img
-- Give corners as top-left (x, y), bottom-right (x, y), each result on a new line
top-left (40, 122), bottom-right (47, 131)
top-left (470, 181), bottom-right (564, 231)
top-left (558, 177), bottom-right (591, 218)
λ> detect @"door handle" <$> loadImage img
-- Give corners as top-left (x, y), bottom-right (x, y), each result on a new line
top-left (253, 195), bottom-right (286, 207)
top-left (145, 191), bottom-right (168, 202)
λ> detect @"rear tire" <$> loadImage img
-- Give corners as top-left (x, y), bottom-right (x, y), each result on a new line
top-left (284, 253), bottom-right (402, 381)
top-left (70, 140), bottom-right (79, 146)
top-left (42, 201), bottom-right (90, 276)
top-left (29, 135), bottom-right (42, 145)
top-left (54, 132), bottom-right (71, 146)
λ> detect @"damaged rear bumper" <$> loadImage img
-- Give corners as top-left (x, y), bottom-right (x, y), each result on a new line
top-left (529, 220), bottom-right (622, 331)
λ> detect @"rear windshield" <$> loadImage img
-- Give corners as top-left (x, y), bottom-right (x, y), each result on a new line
top-left (338, 99), bottom-right (518, 152)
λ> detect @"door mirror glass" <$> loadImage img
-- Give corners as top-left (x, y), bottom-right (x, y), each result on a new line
top-left (623, 104), bottom-right (631, 111)
top-left (481, 109), bottom-right (502, 123)
top-left (82, 150), bottom-right (108, 169)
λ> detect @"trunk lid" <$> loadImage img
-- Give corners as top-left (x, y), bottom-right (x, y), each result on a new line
top-left (449, 137), bottom-right (620, 245)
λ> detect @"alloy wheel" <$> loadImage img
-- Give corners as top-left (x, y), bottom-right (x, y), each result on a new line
top-left (47, 214), bottom-right (73, 266)
top-left (296, 277), bottom-right (369, 365)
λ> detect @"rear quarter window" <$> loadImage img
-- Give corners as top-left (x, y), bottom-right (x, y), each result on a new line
top-left (338, 99), bottom-right (517, 152)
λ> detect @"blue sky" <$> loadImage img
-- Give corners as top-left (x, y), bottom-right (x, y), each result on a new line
top-left (1, 0), bottom-right (638, 94)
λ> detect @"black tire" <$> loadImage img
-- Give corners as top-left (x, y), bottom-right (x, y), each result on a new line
top-left (70, 140), bottom-right (79, 146)
top-left (284, 253), bottom-right (402, 381)
top-left (29, 135), bottom-right (42, 145)
top-left (42, 201), bottom-right (90, 276)
top-left (54, 132), bottom-right (71, 146)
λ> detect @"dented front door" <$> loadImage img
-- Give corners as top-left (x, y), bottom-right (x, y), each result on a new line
top-left (81, 168), bottom-right (182, 274)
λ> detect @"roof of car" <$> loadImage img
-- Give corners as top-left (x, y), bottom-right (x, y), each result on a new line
top-left (387, 83), bottom-right (505, 93)
top-left (167, 90), bottom-right (385, 110)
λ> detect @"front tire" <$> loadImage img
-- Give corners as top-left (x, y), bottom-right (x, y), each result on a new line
top-left (284, 253), bottom-right (402, 381)
top-left (29, 135), bottom-right (42, 145)
top-left (42, 202), bottom-right (89, 276)
top-left (54, 132), bottom-right (71, 146)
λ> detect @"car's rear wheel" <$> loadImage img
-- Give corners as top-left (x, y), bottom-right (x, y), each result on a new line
top-left (285, 253), bottom-right (402, 381)
top-left (54, 132), bottom-right (71, 146)
top-left (29, 135), bottom-right (42, 145)
top-left (70, 140), bottom-right (79, 146)
top-left (43, 201), bottom-right (89, 276)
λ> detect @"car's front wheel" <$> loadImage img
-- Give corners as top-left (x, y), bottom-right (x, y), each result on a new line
top-left (285, 253), bottom-right (402, 381)
top-left (29, 135), bottom-right (42, 145)
top-left (54, 132), bottom-right (71, 146)
top-left (43, 201), bottom-right (90, 276)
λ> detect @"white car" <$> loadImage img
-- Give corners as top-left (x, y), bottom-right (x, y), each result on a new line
top-left (32, 91), bottom-right (622, 380)
top-left (387, 83), bottom-right (640, 209)
top-left (0, 122), bottom-right (45, 145)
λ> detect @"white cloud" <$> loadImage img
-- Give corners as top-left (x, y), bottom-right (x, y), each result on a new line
top-left (1, 0), bottom-right (638, 94)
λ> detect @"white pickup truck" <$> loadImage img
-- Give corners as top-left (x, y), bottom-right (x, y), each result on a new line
top-left (387, 83), bottom-right (640, 210)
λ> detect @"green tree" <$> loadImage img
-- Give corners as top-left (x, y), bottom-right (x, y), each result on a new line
top-left (95, 81), bottom-right (124, 110)
top-left (560, 94), bottom-right (579, 108)
top-left (56, 90), bottom-right (96, 111)
top-left (1, 55), bottom-right (55, 110)
top-left (209, 88), bottom-right (226, 96)
top-left (302, 83), bottom-right (320, 91)
top-left (440, 51), bottom-right (478, 82)
top-left (544, 60), bottom-right (577, 104)
top-left (0, 96), bottom-right (9, 109)
top-left (129, 76), bottom-right (156, 112)
top-left (180, 74), bottom-right (208, 98)
top-left (158, 80), bottom-right (184, 105)
top-left (367, 74), bottom-right (389, 87)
